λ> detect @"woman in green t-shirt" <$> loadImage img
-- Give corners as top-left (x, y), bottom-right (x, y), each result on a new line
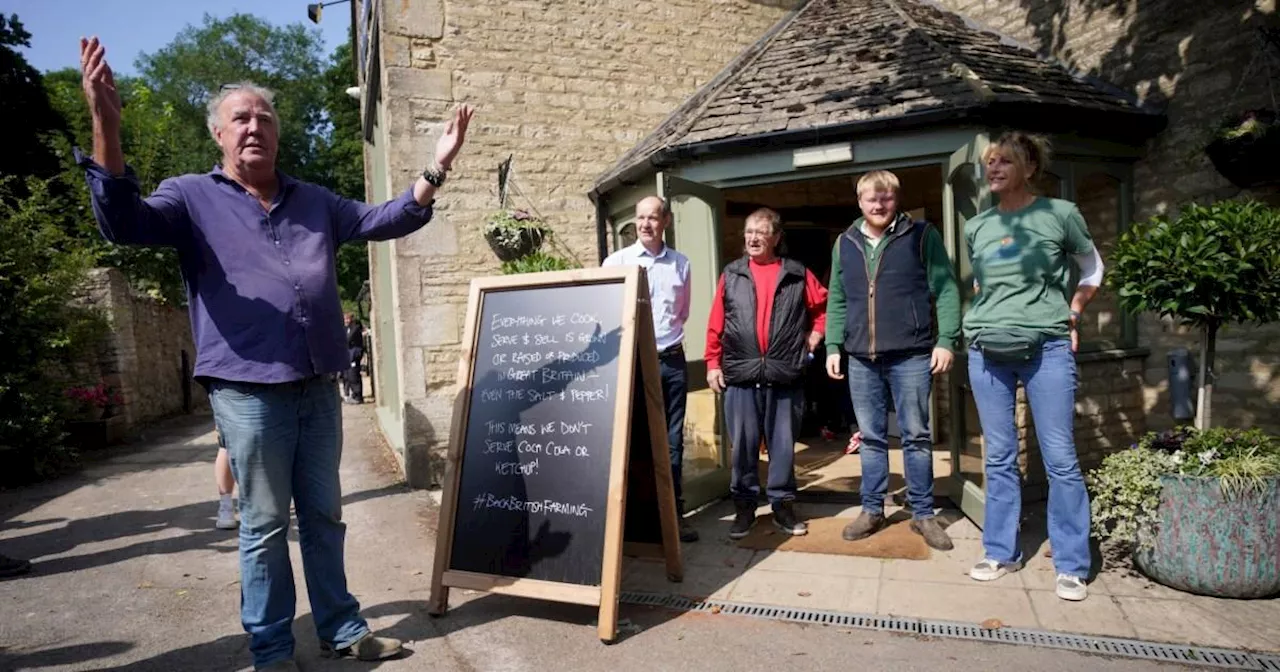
top-left (962, 132), bottom-right (1105, 602)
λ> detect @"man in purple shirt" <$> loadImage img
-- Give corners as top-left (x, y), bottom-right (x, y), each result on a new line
top-left (78, 36), bottom-right (473, 672)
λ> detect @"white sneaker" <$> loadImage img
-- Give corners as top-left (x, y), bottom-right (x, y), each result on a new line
top-left (1055, 574), bottom-right (1088, 601)
top-left (969, 558), bottom-right (1021, 582)
top-left (215, 502), bottom-right (238, 530)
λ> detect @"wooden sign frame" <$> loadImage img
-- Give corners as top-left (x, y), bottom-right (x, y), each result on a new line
top-left (427, 265), bottom-right (684, 643)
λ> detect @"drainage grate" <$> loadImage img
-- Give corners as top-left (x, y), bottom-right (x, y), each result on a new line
top-left (619, 591), bottom-right (1277, 670)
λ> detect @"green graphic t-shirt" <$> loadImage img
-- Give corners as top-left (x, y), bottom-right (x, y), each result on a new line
top-left (961, 197), bottom-right (1095, 342)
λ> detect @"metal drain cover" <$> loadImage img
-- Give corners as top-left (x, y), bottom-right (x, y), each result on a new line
top-left (619, 591), bottom-right (1279, 670)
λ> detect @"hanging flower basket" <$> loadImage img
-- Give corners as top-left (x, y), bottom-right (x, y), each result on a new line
top-left (483, 209), bottom-right (549, 262)
top-left (1205, 109), bottom-right (1280, 189)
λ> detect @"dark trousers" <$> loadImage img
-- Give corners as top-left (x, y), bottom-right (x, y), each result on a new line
top-left (344, 347), bottom-right (364, 402)
top-left (724, 383), bottom-right (802, 508)
top-left (658, 347), bottom-right (688, 508)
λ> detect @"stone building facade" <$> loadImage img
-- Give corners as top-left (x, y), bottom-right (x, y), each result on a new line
top-left (357, 0), bottom-right (796, 485)
top-left (357, 0), bottom-right (1279, 496)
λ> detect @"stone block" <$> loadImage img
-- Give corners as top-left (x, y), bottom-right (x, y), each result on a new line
top-left (385, 66), bottom-right (452, 102)
top-left (402, 303), bottom-right (460, 348)
top-left (381, 34), bottom-right (412, 68)
top-left (384, 0), bottom-right (444, 39)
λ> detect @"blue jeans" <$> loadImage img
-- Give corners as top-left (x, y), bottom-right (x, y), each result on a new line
top-left (968, 340), bottom-right (1092, 577)
top-left (724, 384), bottom-right (802, 508)
top-left (846, 353), bottom-right (935, 518)
top-left (658, 349), bottom-right (688, 508)
top-left (209, 377), bottom-right (368, 668)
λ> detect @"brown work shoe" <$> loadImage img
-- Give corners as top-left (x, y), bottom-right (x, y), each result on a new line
top-left (841, 511), bottom-right (886, 541)
top-left (910, 516), bottom-right (954, 551)
top-left (322, 632), bottom-right (403, 661)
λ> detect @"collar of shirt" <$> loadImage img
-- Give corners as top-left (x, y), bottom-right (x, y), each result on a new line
top-left (632, 241), bottom-right (669, 260)
top-left (209, 164), bottom-right (299, 204)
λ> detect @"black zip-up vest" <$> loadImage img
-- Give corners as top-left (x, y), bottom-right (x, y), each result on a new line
top-left (720, 256), bottom-right (811, 386)
top-left (839, 217), bottom-right (934, 359)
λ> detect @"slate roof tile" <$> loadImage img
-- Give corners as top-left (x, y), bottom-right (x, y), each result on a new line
top-left (595, 0), bottom-right (1154, 190)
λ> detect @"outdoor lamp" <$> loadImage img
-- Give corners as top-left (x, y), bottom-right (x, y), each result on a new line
top-left (307, 0), bottom-right (351, 24)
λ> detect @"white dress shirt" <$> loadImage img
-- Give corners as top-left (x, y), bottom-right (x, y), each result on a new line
top-left (602, 241), bottom-right (691, 352)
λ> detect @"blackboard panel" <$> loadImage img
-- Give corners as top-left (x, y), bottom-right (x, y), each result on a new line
top-left (449, 281), bottom-right (625, 587)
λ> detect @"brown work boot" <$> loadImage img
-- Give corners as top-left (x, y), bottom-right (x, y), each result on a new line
top-left (321, 632), bottom-right (403, 661)
top-left (841, 511), bottom-right (886, 541)
top-left (910, 516), bottom-right (954, 551)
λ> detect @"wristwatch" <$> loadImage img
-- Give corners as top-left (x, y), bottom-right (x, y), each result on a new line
top-left (422, 161), bottom-right (448, 187)
top-left (1068, 309), bottom-right (1082, 324)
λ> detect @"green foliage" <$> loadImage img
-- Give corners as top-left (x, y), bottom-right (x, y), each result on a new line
top-left (1088, 444), bottom-right (1176, 551)
top-left (135, 13), bottom-right (328, 179)
top-left (1088, 426), bottom-right (1280, 552)
top-left (0, 14), bottom-right (66, 185)
top-left (500, 251), bottom-right (581, 275)
top-left (1176, 427), bottom-right (1280, 495)
top-left (1216, 109), bottom-right (1276, 142)
top-left (485, 209), bottom-right (549, 253)
top-left (317, 35), bottom-right (371, 306)
top-left (0, 177), bottom-right (109, 484)
top-left (1110, 200), bottom-right (1280, 329)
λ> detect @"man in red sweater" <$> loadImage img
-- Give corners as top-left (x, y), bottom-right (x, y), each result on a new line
top-left (705, 208), bottom-right (827, 538)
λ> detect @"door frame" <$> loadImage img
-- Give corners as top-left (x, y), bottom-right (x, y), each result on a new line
top-left (657, 172), bottom-right (730, 510)
top-left (942, 134), bottom-right (992, 527)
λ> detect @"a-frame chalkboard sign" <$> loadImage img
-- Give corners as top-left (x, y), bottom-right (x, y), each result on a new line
top-left (428, 265), bottom-right (684, 643)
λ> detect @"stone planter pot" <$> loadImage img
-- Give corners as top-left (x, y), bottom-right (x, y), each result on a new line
top-left (1133, 475), bottom-right (1280, 599)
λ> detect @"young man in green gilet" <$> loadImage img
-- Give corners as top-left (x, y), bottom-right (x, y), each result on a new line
top-left (824, 170), bottom-right (961, 551)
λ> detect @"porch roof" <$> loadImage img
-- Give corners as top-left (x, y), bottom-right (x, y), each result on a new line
top-left (593, 0), bottom-right (1165, 194)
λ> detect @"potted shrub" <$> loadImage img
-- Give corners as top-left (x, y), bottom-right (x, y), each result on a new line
top-left (64, 382), bottom-right (126, 450)
top-left (1089, 427), bottom-right (1280, 598)
top-left (483, 209), bottom-right (549, 262)
top-left (1205, 108), bottom-right (1280, 188)
top-left (1109, 199), bottom-right (1280, 429)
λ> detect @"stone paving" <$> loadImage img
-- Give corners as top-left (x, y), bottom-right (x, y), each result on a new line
top-left (621, 498), bottom-right (1280, 654)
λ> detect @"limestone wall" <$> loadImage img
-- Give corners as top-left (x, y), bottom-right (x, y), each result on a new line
top-left (77, 268), bottom-right (206, 430)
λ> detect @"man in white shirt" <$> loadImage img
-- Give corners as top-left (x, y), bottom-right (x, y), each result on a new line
top-left (603, 196), bottom-right (698, 543)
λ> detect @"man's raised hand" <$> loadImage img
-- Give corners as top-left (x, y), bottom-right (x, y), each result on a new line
top-left (80, 37), bottom-right (122, 130)
top-left (434, 104), bottom-right (474, 171)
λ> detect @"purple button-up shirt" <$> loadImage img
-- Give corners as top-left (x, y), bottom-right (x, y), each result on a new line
top-left (78, 150), bottom-right (434, 384)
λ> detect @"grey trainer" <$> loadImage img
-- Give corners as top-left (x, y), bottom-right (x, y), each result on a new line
top-left (841, 511), bottom-right (886, 541)
top-left (321, 632), bottom-right (404, 661)
top-left (909, 516), bottom-right (954, 551)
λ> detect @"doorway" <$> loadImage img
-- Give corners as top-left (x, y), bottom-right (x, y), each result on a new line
top-left (720, 164), bottom-right (954, 506)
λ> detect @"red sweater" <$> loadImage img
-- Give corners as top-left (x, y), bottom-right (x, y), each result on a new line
top-left (705, 258), bottom-right (828, 370)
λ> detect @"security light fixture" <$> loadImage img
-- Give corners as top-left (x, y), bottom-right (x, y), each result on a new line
top-left (307, 0), bottom-right (351, 24)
